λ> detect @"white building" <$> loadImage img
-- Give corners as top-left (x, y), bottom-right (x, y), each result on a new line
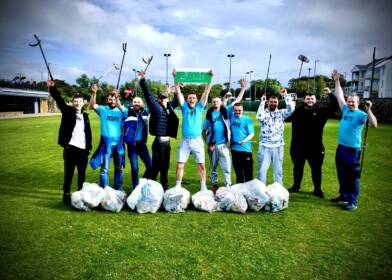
top-left (351, 56), bottom-right (392, 98)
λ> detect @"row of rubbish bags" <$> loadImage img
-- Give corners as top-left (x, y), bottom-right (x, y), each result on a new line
top-left (71, 178), bottom-right (289, 213)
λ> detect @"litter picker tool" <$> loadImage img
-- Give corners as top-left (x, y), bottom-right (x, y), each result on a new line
top-left (360, 47), bottom-right (376, 176)
top-left (142, 56), bottom-right (153, 73)
top-left (97, 63), bottom-right (120, 81)
top-left (29, 34), bottom-right (54, 80)
top-left (116, 42), bottom-right (127, 90)
top-left (264, 54), bottom-right (272, 95)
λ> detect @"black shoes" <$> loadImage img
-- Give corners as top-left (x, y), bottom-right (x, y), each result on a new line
top-left (313, 189), bottom-right (325, 198)
top-left (288, 186), bottom-right (301, 193)
top-left (63, 193), bottom-right (71, 205)
top-left (330, 196), bottom-right (348, 203)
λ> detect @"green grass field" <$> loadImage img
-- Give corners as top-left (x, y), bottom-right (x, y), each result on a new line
top-left (0, 112), bottom-right (392, 279)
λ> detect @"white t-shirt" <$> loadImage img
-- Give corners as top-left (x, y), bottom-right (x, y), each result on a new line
top-left (68, 112), bottom-right (86, 149)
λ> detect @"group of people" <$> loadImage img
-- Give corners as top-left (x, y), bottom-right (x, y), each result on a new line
top-left (48, 68), bottom-right (377, 211)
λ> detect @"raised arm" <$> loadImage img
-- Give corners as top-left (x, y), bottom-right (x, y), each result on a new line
top-left (256, 95), bottom-right (267, 121)
top-left (200, 69), bottom-right (214, 107)
top-left (280, 88), bottom-right (295, 119)
top-left (89, 84), bottom-right (99, 111)
top-left (111, 89), bottom-right (124, 112)
top-left (138, 71), bottom-right (156, 112)
top-left (47, 80), bottom-right (67, 113)
top-left (365, 101), bottom-right (378, 128)
top-left (332, 70), bottom-right (346, 111)
top-left (173, 69), bottom-right (185, 106)
top-left (233, 79), bottom-right (248, 104)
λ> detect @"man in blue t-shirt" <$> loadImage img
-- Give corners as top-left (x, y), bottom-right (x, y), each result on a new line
top-left (331, 70), bottom-right (378, 211)
top-left (173, 69), bottom-right (214, 191)
top-left (230, 103), bottom-right (255, 183)
top-left (89, 84), bottom-right (125, 190)
top-left (202, 79), bottom-right (247, 192)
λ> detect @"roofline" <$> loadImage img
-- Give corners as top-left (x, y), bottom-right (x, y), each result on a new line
top-left (0, 87), bottom-right (49, 99)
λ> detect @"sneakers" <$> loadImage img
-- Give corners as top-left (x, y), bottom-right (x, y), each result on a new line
top-left (343, 203), bottom-right (358, 211)
top-left (288, 186), bottom-right (301, 193)
top-left (330, 196), bottom-right (348, 203)
top-left (63, 193), bottom-right (71, 205)
top-left (312, 189), bottom-right (325, 198)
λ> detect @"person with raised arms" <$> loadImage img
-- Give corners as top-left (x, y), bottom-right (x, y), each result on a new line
top-left (137, 70), bottom-right (179, 190)
top-left (331, 69), bottom-right (377, 211)
top-left (256, 89), bottom-right (295, 185)
top-left (173, 69), bottom-right (214, 191)
top-left (47, 80), bottom-right (92, 204)
top-left (89, 84), bottom-right (125, 190)
top-left (202, 79), bottom-right (247, 192)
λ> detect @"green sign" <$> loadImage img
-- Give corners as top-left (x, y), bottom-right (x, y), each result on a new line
top-left (174, 68), bottom-right (212, 84)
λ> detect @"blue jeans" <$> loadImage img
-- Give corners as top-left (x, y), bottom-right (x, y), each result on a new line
top-left (257, 145), bottom-right (284, 185)
top-left (127, 142), bottom-right (152, 188)
top-left (335, 145), bottom-right (361, 205)
top-left (100, 145), bottom-right (123, 190)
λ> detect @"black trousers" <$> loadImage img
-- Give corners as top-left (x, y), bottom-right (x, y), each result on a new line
top-left (149, 138), bottom-right (171, 190)
top-left (231, 150), bottom-right (253, 183)
top-left (63, 145), bottom-right (89, 194)
top-left (290, 144), bottom-right (325, 190)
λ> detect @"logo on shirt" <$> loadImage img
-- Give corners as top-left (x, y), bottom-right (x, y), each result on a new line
top-left (342, 113), bottom-right (353, 122)
top-left (107, 116), bottom-right (120, 122)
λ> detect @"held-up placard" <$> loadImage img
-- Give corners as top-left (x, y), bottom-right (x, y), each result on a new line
top-left (174, 68), bottom-right (212, 84)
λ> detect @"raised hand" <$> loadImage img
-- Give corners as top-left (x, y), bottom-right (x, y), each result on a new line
top-left (47, 80), bottom-right (55, 88)
top-left (332, 69), bottom-right (340, 81)
top-left (91, 83), bottom-right (98, 94)
top-left (280, 88), bottom-right (287, 96)
top-left (240, 79), bottom-right (247, 89)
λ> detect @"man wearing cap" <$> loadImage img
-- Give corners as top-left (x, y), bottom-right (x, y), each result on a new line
top-left (202, 79), bottom-right (247, 191)
top-left (117, 96), bottom-right (152, 189)
top-left (173, 69), bottom-right (214, 191)
top-left (47, 80), bottom-right (92, 204)
top-left (138, 71), bottom-right (179, 190)
top-left (286, 89), bottom-right (338, 198)
top-left (256, 89), bottom-right (295, 185)
top-left (89, 84), bottom-right (125, 190)
top-left (331, 70), bottom-right (377, 211)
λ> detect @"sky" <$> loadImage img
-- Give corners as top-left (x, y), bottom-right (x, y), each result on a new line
top-left (0, 0), bottom-right (391, 87)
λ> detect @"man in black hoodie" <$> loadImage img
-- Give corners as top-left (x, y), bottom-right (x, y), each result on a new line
top-left (138, 71), bottom-right (179, 190)
top-left (287, 89), bottom-right (337, 198)
top-left (47, 80), bottom-right (92, 204)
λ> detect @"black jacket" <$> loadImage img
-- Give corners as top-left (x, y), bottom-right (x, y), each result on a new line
top-left (140, 78), bottom-right (179, 138)
top-left (286, 94), bottom-right (338, 149)
top-left (49, 86), bottom-right (92, 151)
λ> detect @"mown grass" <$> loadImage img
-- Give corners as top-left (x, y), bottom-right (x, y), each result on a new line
top-left (0, 112), bottom-right (391, 279)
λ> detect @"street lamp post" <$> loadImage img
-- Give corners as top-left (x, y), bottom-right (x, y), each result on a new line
top-left (227, 54), bottom-right (235, 95)
top-left (246, 70), bottom-right (254, 99)
top-left (163, 53), bottom-right (171, 85)
top-left (307, 67), bottom-right (312, 92)
top-left (132, 68), bottom-right (138, 95)
top-left (313, 59), bottom-right (319, 93)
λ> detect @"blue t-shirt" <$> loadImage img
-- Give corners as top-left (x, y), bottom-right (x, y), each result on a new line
top-left (203, 111), bottom-right (227, 144)
top-left (97, 105), bottom-right (124, 139)
top-left (181, 102), bottom-right (205, 138)
top-left (338, 105), bottom-right (367, 148)
top-left (230, 115), bottom-right (254, 152)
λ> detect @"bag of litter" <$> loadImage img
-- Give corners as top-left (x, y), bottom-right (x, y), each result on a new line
top-left (101, 186), bottom-right (126, 213)
top-left (163, 186), bottom-right (190, 213)
top-left (264, 182), bottom-right (289, 212)
top-left (234, 179), bottom-right (269, 211)
top-left (127, 179), bottom-right (164, 214)
top-left (81, 182), bottom-right (105, 208)
top-left (71, 190), bottom-right (90, 211)
top-left (192, 190), bottom-right (219, 212)
top-left (215, 187), bottom-right (248, 213)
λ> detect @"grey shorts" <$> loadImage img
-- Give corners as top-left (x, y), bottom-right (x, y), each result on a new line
top-left (177, 137), bottom-right (205, 164)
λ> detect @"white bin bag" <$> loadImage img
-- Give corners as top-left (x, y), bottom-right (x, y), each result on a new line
top-left (127, 179), bottom-right (164, 213)
top-left (101, 186), bottom-right (126, 213)
top-left (163, 186), bottom-right (190, 213)
top-left (192, 190), bottom-right (219, 213)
